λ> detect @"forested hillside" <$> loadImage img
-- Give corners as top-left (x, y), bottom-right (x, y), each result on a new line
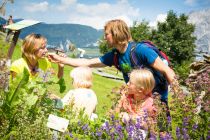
top-left (0, 17), bottom-right (103, 49)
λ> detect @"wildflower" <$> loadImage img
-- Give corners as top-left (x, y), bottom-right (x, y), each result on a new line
top-left (96, 131), bottom-right (102, 137)
top-left (165, 132), bottom-right (173, 140)
top-left (192, 124), bottom-right (198, 131)
top-left (149, 133), bottom-right (157, 140)
top-left (176, 127), bottom-right (181, 139)
top-left (82, 124), bottom-right (88, 131)
top-left (69, 132), bottom-right (73, 138)
top-left (77, 120), bottom-right (81, 126)
top-left (167, 116), bottom-right (171, 124)
top-left (206, 130), bottom-right (210, 140)
top-left (183, 117), bottom-right (189, 127)
top-left (111, 114), bottom-right (115, 122)
top-left (182, 128), bottom-right (189, 139)
top-left (104, 121), bottom-right (110, 134)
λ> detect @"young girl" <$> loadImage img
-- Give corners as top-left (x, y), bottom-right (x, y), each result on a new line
top-left (61, 66), bottom-right (98, 118)
top-left (10, 33), bottom-right (63, 79)
top-left (115, 69), bottom-right (157, 129)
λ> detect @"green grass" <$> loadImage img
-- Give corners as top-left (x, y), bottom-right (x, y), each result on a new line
top-left (0, 32), bottom-right (122, 116)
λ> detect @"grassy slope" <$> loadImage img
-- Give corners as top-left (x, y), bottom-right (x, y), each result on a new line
top-left (0, 32), bottom-right (122, 116)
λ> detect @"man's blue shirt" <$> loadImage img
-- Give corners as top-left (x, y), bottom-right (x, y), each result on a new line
top-left (100, 42), bottom-right (158, 82)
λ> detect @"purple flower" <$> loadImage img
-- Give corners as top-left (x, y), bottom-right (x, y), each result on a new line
top-left (149, 133), bottom-right (157, 140)
top-left (135, 122), bottom-right (141, 129)
top-left (206, 130), bottom-right (210, 140)
top-left (183, 117), bottom-right (189, 127)
top-left (206, 135), bottom-right (210, 140)
top-left (192, 124), bottom-right (198, 131)
top-left (96, 131), bottom-right (102, 137)
top-left (110, 132), bottom-right (115, 140)
top-left (104, 121), bottom-right (110, 134)
top-left (116, 124), bottom-right (122, 132)
top-left (167, 116), bottom-right (171, 124)
top-left (69, 132), bottom-right (73, 138)
top-left (165, 133), bottom-right (173, 140)
top-left (111, 114), bottom-right (115, 122)
top-left (126, 125), bottom-right (134, 139)
top-left (182, 128), bottom-right (189, 140)
top-left (77, 120), bottom-right (81, 125)
top-left (82, 124), bottom-right (88, 131)
top-left (176, 127), bottom-right (181, 139)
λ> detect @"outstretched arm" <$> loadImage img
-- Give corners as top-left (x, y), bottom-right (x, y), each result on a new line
top-left (150, 57), bottom-right (175, 84)
top-left (48, 53), bottom-right (106, 68)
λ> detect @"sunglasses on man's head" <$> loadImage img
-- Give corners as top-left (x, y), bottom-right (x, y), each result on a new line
top-left (34, 33), bottom-right (42, 38)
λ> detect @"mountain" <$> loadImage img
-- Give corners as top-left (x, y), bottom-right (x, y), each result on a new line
top-left (188, 8), bottom-right (210, 60)
top-left (19, 23), bottom-right (103, 49)
top-left (0, 17), bottom-right (6, 24)
top-left (0, 17), bottom-right (103, 49)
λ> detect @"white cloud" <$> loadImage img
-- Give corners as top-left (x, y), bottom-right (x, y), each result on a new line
top-left (149, 14), bottom-right (167, 28)
top-left (24, 1), bottom-right (49, 12)
top-left (184, 0), bottom-right (197, 6)
top-left (22, 0), bottom-right (141, 29)
top-left (65, 0), bottom-right (140, 29)
top-left (56, 0), bottom-right (76, 11)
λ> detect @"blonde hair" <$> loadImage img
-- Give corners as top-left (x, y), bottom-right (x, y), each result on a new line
top-left (104, 19), bottom-right (132, 48)
top-left (130, 69), bottom-right (155, 94)
top-left (21, 33), bottom-right (47, 62)
top-left (70, 66), bottom-right (93, 88)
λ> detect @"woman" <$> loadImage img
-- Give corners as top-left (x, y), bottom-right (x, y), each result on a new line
top-left (10, 33), bottom-right (63, 80)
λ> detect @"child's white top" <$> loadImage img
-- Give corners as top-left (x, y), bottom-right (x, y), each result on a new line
top-left (61, 88), bottom-right (98, 117)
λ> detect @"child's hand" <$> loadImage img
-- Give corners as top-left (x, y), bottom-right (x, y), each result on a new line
top-left (48, 53), bottom-right (61, 63)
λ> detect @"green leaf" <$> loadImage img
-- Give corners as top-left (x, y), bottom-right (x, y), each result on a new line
top-left (57, 78), bottom-right (66, 93)
top-left (25, 94), bottom-right (38, 107)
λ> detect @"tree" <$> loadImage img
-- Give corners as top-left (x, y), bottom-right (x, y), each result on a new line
top-left (0, 0), bottom-right (14, 16)
top-left (130, 21), bottom-right (152, 42)
top-left (153, 10), bottom-right (196, 65)
top-left (98, 38), bottom-right (112, 54)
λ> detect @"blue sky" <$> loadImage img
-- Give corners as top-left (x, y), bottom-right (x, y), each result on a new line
top-left (3, 0), bottom-right (210, 29)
